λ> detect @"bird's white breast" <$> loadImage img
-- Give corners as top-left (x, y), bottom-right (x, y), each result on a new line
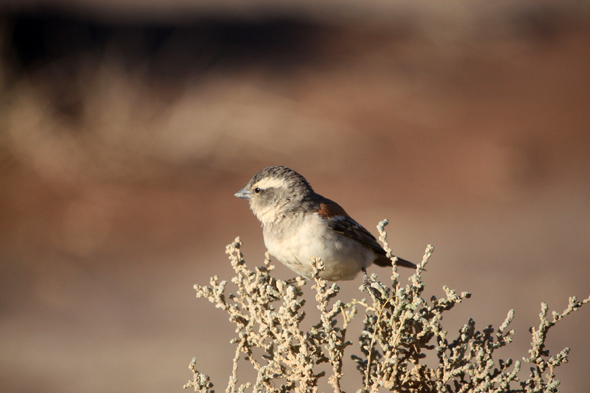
top-left (263, 213), bottom-right (374, 280)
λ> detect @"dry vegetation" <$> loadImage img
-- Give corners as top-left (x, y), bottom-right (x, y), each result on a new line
top-left (186, 221), bottom-right (589, 393)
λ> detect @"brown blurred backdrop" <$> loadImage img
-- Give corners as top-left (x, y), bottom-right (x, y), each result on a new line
top-left (1, 1), bottom-right (589, 392)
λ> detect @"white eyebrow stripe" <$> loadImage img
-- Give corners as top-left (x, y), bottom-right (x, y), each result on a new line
top-left (254, 177), bottom-right (288, 189)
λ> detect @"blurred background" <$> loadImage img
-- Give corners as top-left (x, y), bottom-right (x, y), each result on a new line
top-left (1, 1), bottom-right (589, 392)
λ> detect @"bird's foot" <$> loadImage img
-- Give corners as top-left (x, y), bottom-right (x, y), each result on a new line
top-left (361, 267), bottom-right (371, 288)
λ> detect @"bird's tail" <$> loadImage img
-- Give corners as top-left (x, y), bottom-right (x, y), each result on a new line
top-left (374, 255), bottom-right (417, 269)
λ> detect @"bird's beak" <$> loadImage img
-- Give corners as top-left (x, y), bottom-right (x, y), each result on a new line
top-left (234, 187), bottom-right (251, 200)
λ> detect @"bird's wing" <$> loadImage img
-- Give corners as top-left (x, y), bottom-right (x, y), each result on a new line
top-left (316, 198), bottom-right (385, 254)
top-left (316, 197), bottom-right (416, 269)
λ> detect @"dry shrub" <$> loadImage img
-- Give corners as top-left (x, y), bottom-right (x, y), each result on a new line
top-left (185, 220), bottom-right (589, 393)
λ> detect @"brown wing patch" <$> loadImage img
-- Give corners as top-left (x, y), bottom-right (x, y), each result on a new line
top-left (317, 201), bottom-right (347, 218)
top-left (316, 196), bottom-right (418, 270)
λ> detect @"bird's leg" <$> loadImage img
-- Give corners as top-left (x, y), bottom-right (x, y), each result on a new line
top-left (362, 267), bottom-right (371, 288)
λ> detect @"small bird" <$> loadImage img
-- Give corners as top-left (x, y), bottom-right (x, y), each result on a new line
top-left (235, 166), bottom-right (416, 281)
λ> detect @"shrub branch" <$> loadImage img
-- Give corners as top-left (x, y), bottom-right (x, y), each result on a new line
top-left (184, 220), bottom-right (589, 393)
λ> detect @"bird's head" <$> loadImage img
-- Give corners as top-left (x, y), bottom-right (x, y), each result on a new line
top-left (235, 166), bottom-right (313, 224)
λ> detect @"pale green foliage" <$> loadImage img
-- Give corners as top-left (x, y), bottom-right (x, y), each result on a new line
top-left (184, 220), bottom-right (589, 393)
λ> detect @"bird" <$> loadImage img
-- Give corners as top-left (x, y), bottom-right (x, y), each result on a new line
top-left (234, 166), bottom-right (416, 281)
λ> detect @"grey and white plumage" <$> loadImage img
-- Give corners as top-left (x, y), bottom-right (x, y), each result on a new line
top-left (235, 166), bottom-right (416, 281)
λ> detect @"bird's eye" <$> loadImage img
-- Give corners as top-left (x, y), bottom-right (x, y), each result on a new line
top-left (254, 187), bottom-right (261, 193)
